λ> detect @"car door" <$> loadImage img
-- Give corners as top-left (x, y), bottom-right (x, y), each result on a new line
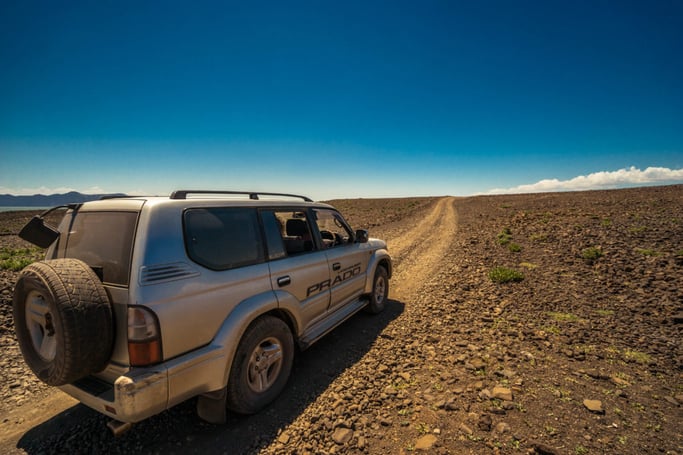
top-left (261, 210), bottom-right (331, 332)
top-left (312, 209), bottom-right (371, 313)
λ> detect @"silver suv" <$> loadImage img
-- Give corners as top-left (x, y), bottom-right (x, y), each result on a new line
top-left (13, 191), bottom-right (391, 429)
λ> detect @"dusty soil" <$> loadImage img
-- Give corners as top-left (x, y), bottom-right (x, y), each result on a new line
top-left (1, 186), bottom-right (682, 454)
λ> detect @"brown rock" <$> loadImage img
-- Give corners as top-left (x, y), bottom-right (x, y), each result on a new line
top-left (332, 427), bottom-right (353, 445)
top-left (415, 434), bottom-right (437, 451)
top-left (531, 441), bottom-right (560, 455)
top-left (277, 432), bottom-right (290, 444)
top-left (492, 386), bottom-right (513, 401)
top-left (583, 399), bottom-right (605, 414)
top-left (494, 422), bottom-right (511, 433)
top-left (459, 423), bottom-right (474, 435)
top-left (477, 414), bottom-right (492, 431)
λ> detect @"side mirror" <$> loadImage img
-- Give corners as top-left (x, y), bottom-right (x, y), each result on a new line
top-left (355, 229), bottom-right (368, 243)
top-left (19, 216), bottom-right (60, 248)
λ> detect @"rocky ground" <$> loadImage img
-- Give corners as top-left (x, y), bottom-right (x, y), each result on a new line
top-left (1, 186), bottom-right (682, 454)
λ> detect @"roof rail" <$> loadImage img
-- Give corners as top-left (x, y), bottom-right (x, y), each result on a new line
top-left (169, 190), bottom-right (313, 202)
top-left (99, 193), bottom-right (133, 200)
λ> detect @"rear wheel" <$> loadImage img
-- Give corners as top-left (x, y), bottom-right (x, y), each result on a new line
top-left (365, 266), bottom-right (389, 314)
top-left (226, 315), bottom-right (294, 414)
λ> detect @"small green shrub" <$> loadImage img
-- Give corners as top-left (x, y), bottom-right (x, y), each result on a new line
top-left (581, 247), bottom-right (603, 261)
top-left (0, 257), bottom-right (35, 271)
top-left (636, 248), bottom-right (659, 257)
top-left (497, 228), bottom-right (512, 245)
top-left (601, 218), bottom-right (612, 227)
top-left (595, 309), bottom-right (614, 317)
top-left (489, 267), bottom-right (524, 283)
top-left (624, 350), bottom-right (651, 364)
top-left (508, 242), bottom-right (521, 253)
top-left (0, 246), bottom-right (43, 271)
top-left (547, 311), bottom-right (580, 322)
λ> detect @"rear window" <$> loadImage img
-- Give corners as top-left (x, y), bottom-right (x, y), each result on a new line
top-left (54, 211), bottom-right (138, 286)
top-left (183, 208), bottom-right (264, 270)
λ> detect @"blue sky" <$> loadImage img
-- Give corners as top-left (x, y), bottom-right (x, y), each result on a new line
top-left (1, 1), bottom-right (682, 200)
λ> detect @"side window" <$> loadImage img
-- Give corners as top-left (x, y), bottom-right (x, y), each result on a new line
top-left (269, 210), bottom-right (317, 256)
top-left (184, 208), bottom-right (264, 270)
top-left (314, 209), bottom-right (353, 248)
top-left (261, 211), bottom-right (286, 260)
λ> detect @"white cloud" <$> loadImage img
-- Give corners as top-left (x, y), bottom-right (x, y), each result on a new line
top-left (486, 166), bottom-right (683, 195)
top-left (0, 185), bottom-right (107, 196)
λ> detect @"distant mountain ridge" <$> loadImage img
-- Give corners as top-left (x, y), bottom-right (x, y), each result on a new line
top-left (0, 191), bottom-right (126, 207)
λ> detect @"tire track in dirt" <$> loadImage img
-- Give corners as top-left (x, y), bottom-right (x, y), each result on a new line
top-left (387, 196), bottom-right (458, 300)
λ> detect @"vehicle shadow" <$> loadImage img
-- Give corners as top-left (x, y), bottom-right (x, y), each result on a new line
top-left (17, 299), bottom-right (405, 454)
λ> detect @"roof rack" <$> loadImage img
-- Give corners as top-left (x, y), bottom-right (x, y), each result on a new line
top-left (169, 190), bottom-right (313, 202)
top-left (99, 194), bottom-right (133, 200)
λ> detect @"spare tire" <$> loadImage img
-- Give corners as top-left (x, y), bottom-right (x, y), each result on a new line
top-left (13, 259), bottom-right (114, 386)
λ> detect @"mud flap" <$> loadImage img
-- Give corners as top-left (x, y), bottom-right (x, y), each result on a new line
top-left (197, 388), bottom-right (227, 424)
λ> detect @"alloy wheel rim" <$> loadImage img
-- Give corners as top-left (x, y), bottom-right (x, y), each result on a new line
top-left (25, 290), bottom-right (57, 362)
top-left (375, 276), bottom-right (386, 304)
top-left (247, 336), bottom-right (283, 393)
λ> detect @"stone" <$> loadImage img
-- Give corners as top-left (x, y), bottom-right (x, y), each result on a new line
top-left (414, 434), bottom-right (437, 451)
top-left (531, 441), bottom-right (560, 455)
top-left (663, 396), bottom-right (679, 406)
top-left (459, 423), bottom-right (473, 435)
top-left (277, 433), bottom-right (290, 444)
top-left (477, 414), bottom-right (492, 431)
top-left (610, 376), bottom-right (631, 387)
top-left (379, 416), bottom-right (392, 426)
top-left (332, 427), bottom-right (353, 445)
top-left (492, 386), bottom-right (513, 401)
top-left (468, 358), bottom-right (486, 370)
top-left (494, 422), bottom-right (511, 433)
top-left (383, 385), bottom-right (398, 395)
top-left (583, 399), bottom-right (605, 414)
top-left (444, 400), bottom-right (458, 411)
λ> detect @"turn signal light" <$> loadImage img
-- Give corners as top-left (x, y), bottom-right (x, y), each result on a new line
top-left (127, 306), bottom-right (162, 366)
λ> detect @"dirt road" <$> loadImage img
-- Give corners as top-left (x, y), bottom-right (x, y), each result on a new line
top-left (387, 197), bottom-right (458, 299)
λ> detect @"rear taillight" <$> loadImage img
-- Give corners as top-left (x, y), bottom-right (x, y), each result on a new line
top-left (127, 306), bottom-right (162, 366)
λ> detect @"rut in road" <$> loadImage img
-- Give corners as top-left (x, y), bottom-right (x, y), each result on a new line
top-left (387, 196), bottom-right (458, 300)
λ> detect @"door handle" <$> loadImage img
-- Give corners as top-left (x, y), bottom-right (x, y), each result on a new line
top-left (332, 263), bottom-right (341, 271)
top-left (277, 276), bottom-right (291, 287)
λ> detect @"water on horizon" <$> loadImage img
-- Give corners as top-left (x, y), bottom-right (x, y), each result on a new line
top-left (0, 207), bottom-right (48, 213)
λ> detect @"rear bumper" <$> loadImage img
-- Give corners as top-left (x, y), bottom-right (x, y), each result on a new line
top-left (59, 344), bottom-right (226, 423)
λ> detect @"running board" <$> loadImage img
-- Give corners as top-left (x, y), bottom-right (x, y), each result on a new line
top-left (298, 298), bottom-right (368, 350)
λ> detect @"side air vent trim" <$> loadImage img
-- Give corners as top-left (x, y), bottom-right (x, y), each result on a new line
top-left (140, 263), bottom-right (200, 285)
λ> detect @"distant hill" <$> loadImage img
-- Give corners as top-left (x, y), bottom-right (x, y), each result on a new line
top-left (0, 191), bottom-right (126, 207)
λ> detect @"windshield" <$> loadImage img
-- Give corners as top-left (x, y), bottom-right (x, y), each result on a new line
top-left (51, 211), bottom-right (138, 286)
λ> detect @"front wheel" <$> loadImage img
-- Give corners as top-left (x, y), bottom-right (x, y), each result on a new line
top-left (365, 266), bottom-right (389, 314)
top-left (226, 315), bottom-right (294, 414)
